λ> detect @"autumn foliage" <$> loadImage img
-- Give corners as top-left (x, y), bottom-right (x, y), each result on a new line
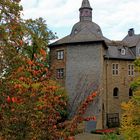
top-left (60, 92), bottom-right (97, 139)
top-left (120, 58), bottom-right (140, 140)
top-left (0, 48), bottom-right (98, 139)
top-left (0, 1), bottom-right (98, 139)
top-left (0, 54), bottom-right (97, 139)
top-left (0, 51), bottom-right (68, 139)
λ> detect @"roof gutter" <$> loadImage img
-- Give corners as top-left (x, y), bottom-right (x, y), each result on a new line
top-left (48, 40), bottom-right (108, 49)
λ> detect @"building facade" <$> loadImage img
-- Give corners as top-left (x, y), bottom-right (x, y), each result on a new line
top-left (49, 0), bottom-right (139, 129)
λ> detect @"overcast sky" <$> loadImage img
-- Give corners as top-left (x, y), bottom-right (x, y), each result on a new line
top-left (20, 0), bottom-right (140, 41)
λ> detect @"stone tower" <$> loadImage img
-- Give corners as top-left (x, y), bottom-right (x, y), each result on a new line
top-left (49, 0), bottom-right (108, 129)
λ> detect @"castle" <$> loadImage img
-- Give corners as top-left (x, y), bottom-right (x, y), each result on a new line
top-left (49, 0), bottom-right (139, 129)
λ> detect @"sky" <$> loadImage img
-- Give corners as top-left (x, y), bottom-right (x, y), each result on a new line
top-left (20, 0), bottom-right (140, 41)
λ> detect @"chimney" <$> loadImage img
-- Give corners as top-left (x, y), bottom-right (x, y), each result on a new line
top-left (128, 28), bottom-right (135, 36)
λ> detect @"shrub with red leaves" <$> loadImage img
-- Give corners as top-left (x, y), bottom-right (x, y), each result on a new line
top-left (93, 128), bottom-right (116, 134)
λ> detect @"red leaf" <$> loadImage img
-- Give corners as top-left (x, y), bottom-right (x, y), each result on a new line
top-left (6, 96), bottom-right (11, 103)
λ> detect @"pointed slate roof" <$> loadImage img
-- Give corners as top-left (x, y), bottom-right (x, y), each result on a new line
top-left (80, 0), bottom-right (92, 9)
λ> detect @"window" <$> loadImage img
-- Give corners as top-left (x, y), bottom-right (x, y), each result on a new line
top-left (112, 64), bottom-right (119, 75)
top-left (113, 87), bottom-right (119, 97)
top-left (74, 29), bottom-right (78, 34)
top-left (57, 50), bottom-right (64, 60)
top-left (121, 49), bottom-right (126, 55)
top-left (138, 48), bottom-right (140, 55)
top-left (56, 68), bottom-right (64, 79)
top-left (97, 29), bottom-right (101, 34)
top-left (128, 64), bottom-right (134, 76)
top-left (107, 113), bottom-right (120, 128)
top-left (129, 88), bottom-right (133, 97)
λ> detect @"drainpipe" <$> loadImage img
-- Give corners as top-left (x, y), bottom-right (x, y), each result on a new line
top-left (106, 58), bottom-right (109, 128)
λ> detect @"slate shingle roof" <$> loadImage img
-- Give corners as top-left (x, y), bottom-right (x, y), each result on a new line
top-left (104, 45), bottom-right (135, 60)
top-left (123, 34), bottom-right (140, 47)
top-left (49, 21), bottom-right (111, 46)
top-left (49, 0), bottom-right (138, 61)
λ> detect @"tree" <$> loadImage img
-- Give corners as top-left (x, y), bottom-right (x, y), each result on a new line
top-left (120, 58), bottom-right (140, 140)
top-left (0, 0), bottom-right (56, 78)
top-left (0, 1), bottom-right (67, 139)
top-left (0, 0), bottom-right (23, 77)
top-left (0, 1), bottom-right (98, 139)
top-left (0, 51), bottom-right (68, 140)
top-left (0, 51), bottom-right (97, 139)
top-left (22, 18), bottom-right (56, 60)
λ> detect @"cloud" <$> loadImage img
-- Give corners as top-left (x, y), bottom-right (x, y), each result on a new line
top-left (21, 0), bottom-right (79, 24)
top-left (20, 0), bottom-right (140, 40)
top-left (93, 0), bottom-right (140, 39)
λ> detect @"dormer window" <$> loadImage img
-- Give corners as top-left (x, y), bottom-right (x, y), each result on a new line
top-left (74, 29), bottom-right (78, 34)
top-left (97, 29), bottom-right (101, 34)
top-left (121, 49), bottom-right (126, 55)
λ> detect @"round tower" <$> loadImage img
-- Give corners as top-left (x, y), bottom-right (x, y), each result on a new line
top-left (79, 0), bottom-right (92, 22)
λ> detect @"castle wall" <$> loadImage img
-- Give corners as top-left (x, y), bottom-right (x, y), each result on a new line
top-left (103, 59), bottom-right (135, 127)
top-left (50, 44), bottom-right (135, 129)
top-left (50, 46), bottom-right (66, 86)
top-left (66, 43), bottom-right (104, 128)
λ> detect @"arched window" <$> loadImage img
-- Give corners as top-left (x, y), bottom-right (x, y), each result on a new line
top-left (129, 88), bottom-right (133, 97)
top-left (113, 87), bottom-right (119, 97)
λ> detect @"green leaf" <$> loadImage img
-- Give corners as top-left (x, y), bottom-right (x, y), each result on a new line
top-left (31, 83), bottom-right (41, 89)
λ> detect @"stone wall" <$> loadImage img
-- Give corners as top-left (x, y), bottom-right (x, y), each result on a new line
top-left (49, 46), bottom-right (66, 86)
top-left (103, 59), bottom-right (135, 127)
top-left (49, 43), bottom-right (135, 129)
top-left (66, 43), bottom-right (104, 128)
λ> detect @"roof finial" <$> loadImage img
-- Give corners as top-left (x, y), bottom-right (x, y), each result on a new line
top-left (79, 0), bottom-right (92, 22)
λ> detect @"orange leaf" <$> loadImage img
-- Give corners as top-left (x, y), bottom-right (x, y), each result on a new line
top-left (11, 97), bottom-right (18, 103)
top-left (27, 59), bottom-right (33, 65)
top-left (40, 49), bottom-right (46, 56)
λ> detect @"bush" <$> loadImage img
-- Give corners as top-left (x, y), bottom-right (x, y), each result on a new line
top-left (91, 128), bottom-right (116, 134)
top-left (101, 133), bottom-right (124, 140)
